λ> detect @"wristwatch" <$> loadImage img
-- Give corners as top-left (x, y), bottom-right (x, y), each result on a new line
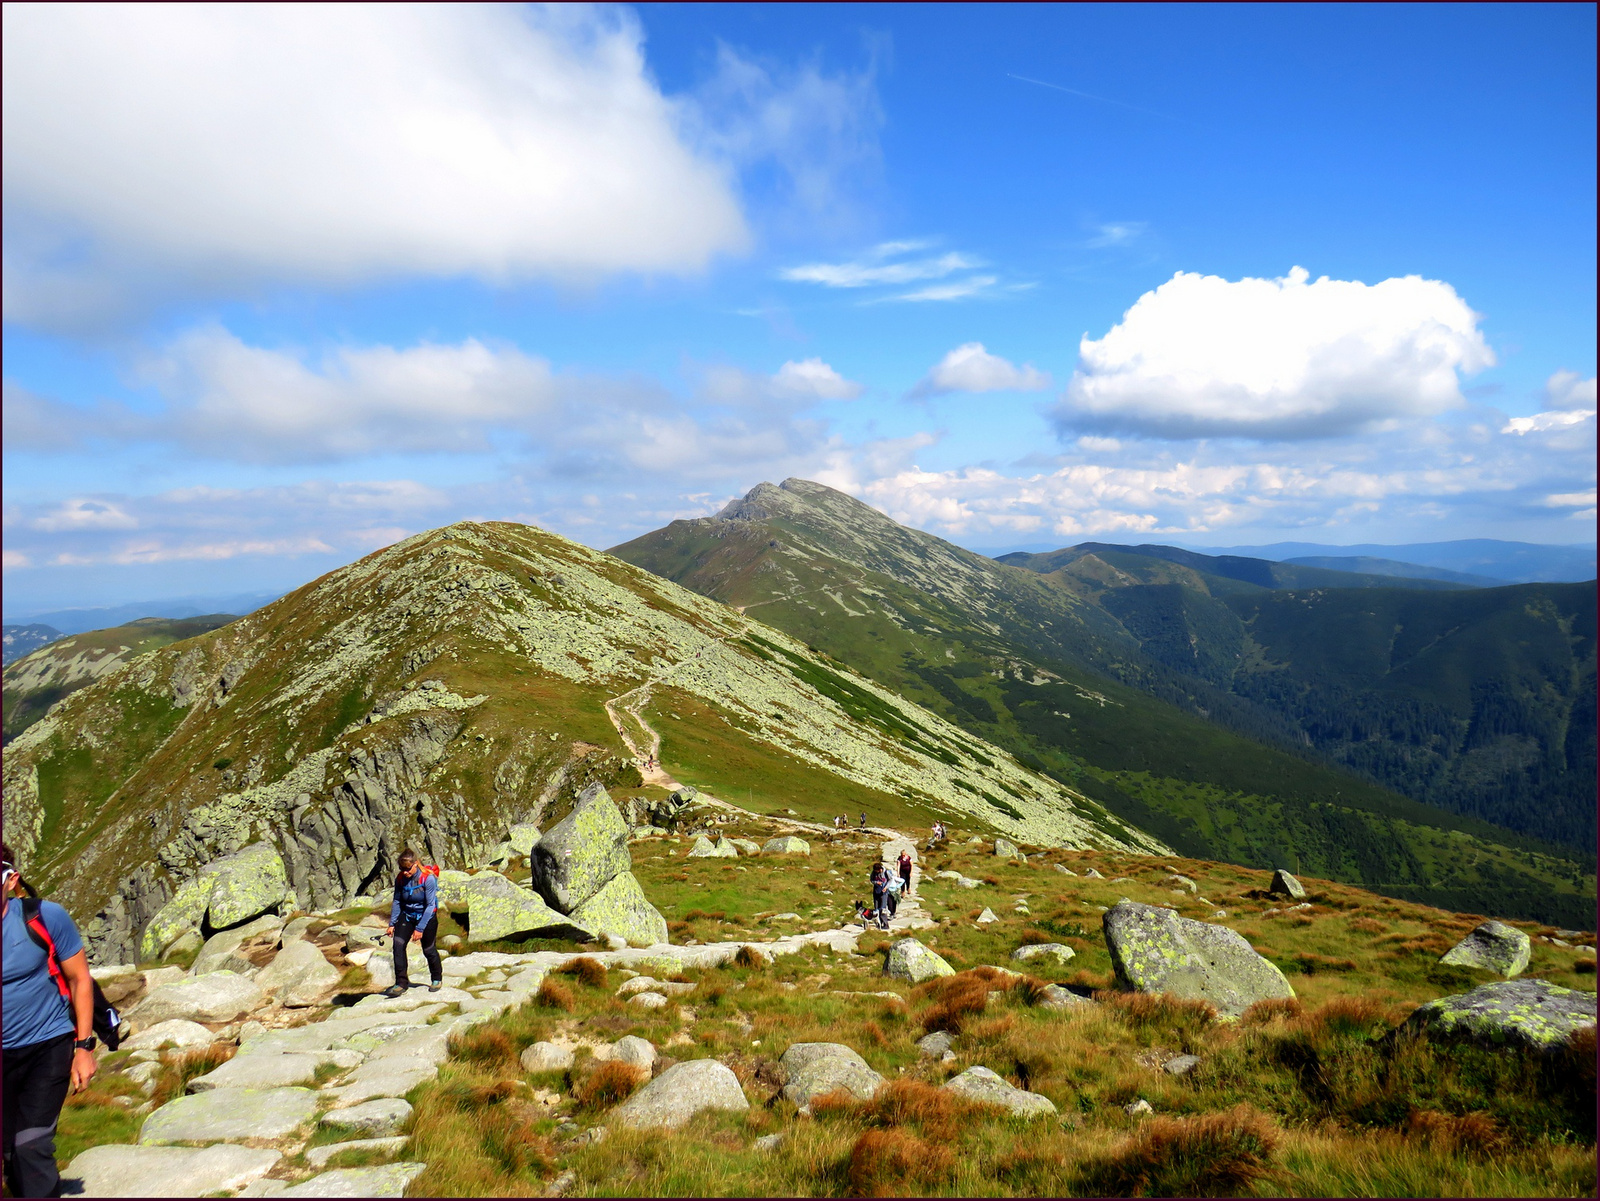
top-left (75, 1036), bottom-right (97, 1051)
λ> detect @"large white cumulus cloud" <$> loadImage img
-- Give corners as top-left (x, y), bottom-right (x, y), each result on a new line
top-left (2, 3), bottom-right (748, 325)
top-left (1055, 267), bottom-right (1495, 439)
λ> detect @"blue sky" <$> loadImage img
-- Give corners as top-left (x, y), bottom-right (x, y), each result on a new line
top-left (3, 2), bottom-right (1595, 614)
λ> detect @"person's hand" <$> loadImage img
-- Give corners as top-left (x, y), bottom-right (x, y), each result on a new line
top-left (410, 930), bottom-right (423, 943)
top-left (71, 1047), bottom-right (97, 1093)
top-left (385, 926), bottom-right (394, 936)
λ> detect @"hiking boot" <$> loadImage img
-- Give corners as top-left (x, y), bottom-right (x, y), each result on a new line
top-left (383, 984), bottom-right (406, 998)
top-left (429, 980), bottom-right (442, 992)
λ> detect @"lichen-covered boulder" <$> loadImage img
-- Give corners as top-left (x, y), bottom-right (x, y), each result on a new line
top-left (436, 870), bottom-right (472, 911)
top-left (1103, 900), bottom-right (1294, 1019)
top-left (1405, 979), bottom-right (1596, 1053)
top-left (779, 1043), bottom-right (884, 1111)
top-left (1012, 943), bottom-right (1075, 966)
top-left (129, 970), bottom-right (265, 1025)
top-left (1268, 869), bottom-right (1306, 900)
top-left (761, 836), bottom-right (810, 855)
top-left (882, 938), bottom-right (955, 984)
top-left (507, 823), bottom-right (541, 857)
top-left (994, 838), bottom-right (1020, 858)
top-left (713, 837), bottom-right (740, 858)
top-left (463, 871), bottom-right (597, 943)
top-left (611, 1058), bottom-right (748, 1129)
top-left (569, 871), bottom-right (668, 947)
top-left (530, 784), bottom-right (631, 913)
top-left (1439, 921), bottom-right (1532, 978)
top-left (206, 843), bottom-right (290, 929)
top-left (686, 835), bottom-right (719, 858)
top-left (943, 1065), bottom-right (1056, 1118)
top-left (729, 838), bottom-right (762, 855)
top-left (139, 858), bottom-right (237, 961)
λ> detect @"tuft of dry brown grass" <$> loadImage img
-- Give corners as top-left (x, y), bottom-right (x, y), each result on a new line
top-left (558, 956), bottom-right (608, 987)
top-left (915, 970), bottom-right (1002, 1034)
top-left (1077, 1104), bottom-right (1282, 1197)
top-left (1575, 959), bottom-right (1597, 975)
top-left (1406, 1109), bottom-right (1508, 1158)
top-left (449, 1025), bottom-right (517, 1069)
top-left (536, 978), bottom-right (574, 1011)
top-left (1099, 989), bottom-right (1219, 1033)
top-left (149, 1043), bottom-right (235, 1108)
top-left (574, 1060), bottom-right (648, 1111)
top-left (1240, 996), bottom-right (1304, 1026)
top-left (848, 1128), bottom-right (954, 1197)
top-left (734, 944), bottom-right (766, 969)
top-left (1348, 916), bottom-right (1387, 935)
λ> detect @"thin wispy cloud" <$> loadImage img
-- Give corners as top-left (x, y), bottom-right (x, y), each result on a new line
top-left (880, 276), bottom-right (1000, 303)
top-left (779, 250), bottom-right (979, 288)
top-left (1006, 73), bottom-right (1184, 123)
top-left (1086, 221), bottom-right (1148, 248)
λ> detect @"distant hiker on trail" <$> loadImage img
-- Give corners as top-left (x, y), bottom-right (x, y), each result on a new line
top-left (385, 850), bottom-right (442, 996)
top-left (3, 842), bottom-right (99, 1200)
top-left (898, 849), bottom-right (914, 896)
top-left (870, 861), bottom-right (890, 929)
top-left (859, 812), bottom-right (868, 829)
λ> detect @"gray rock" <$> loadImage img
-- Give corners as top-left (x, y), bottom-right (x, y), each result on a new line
top-left (1036, 985), bottom-right (1095, 1011)
top-left (1102, 900), bottom-right (1295, 1019)
top-left (141, 1087), bottom-right (319, 1144)
top-left (994, 839), bottom-right (1019, 858)
top-left (364, 944), bottom-right (438, 990)
top-left (611, 1058), bottom-right (750, 1129)
top-left (255, 939), bottom-right (342, 1006)
top-left (1163, 875), bottom-right (1198, 894)
top-left (1012, 943), bottom-right (1075, 966)
top-left (521, 1041), bottom-right (575, 1073)
top-left (164, 929), bottom-right (204, 960)
top-left (779, 1043), bottom-right (884, 1111)
top-left (686, 835), bottom-right (720, 858)
top-left (761, 836), bottom-right (811, 855)
top-left (207, 842), bottom-right (291, 929)
top-left (1405, 978), bottom-right (1597, 1053)
top-left (568, 871), bottom-right (668, 947)
top-left (915, 1031), bottom-right (954, 1059)
top-left (508, 823), bottom-right (542, 857)
top-left (129, 970), bottom-right (266, 1025)
top-left (61, 1143), bottom-right (281, 1198)
top-left (976, 908), bottom-right (998, 924)
top-left (1084, 868), bottom-right (1104, 879)
top-left (121, 1019), bottom-right (217, 1052)
top-left (267, 1163), bottom-right (427, 1197)
top-left (461, 871), bottom-right (596, 943)
top-left (943, 1065), bottom-right (1056, 1118)
top-left (435, 870), bottom-right (472, 911)
top-left (882, 938), bottom-right (955, 984)
top-left (1268, 869), bottom-right (1306, 900)
top-left (305, 1137), bottom-right (409, 1168)
top-left (189, 1052), bottom-right (329, 1092)
top-left (530, 783), bottom-right (632, 913)
top-left (957, 877), bottom-right (981, 889)
top-left (1163, 1054), bottom-right (1201, 1076)
top-left (1126, 1098), bottom-right (1153, 1116)
top-left (752, 1132), bottom-right (785, 1152)
top-left (324, 1058), bottom-right (437, 1105)
top-left (1055, 865), bottom-right (1077, 877)
top-left (729, 839), bottom-right (762, 856)
top-left (933, 871), bottom-right (962, 880)
top-left (629, 991), bottom-right (669, 1009)
top-left (321, 1098), bottom-right (413, 1138)
top-left (1439, 921), bottom-right (1533, 978)
top-left (192, 914), bottom-right (284, 975)
top-left (611, 1036), bottom-right (657, 1070)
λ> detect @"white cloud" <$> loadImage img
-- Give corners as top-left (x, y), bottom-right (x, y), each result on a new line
top-left (1503, 409), bottom-right (1595, 435)
top-left (887, 276), bottom-right (1002, 303)
top-left (780, 251), bottom-right (979, 288)
top-left (2, 4), bottom-right (748, 327)
top-left (771, 359), bottom-right (863, 401)
top-left (1055, 266), bottom-right (1496, 439)
top-left (911, 343), bottom-right (1051, 397)
top-left (1544, 371), bottom-right (1597, 410)
top-left (1086, 222), bottom-right (1147, 248)
top-left (32, 499), bottom-right (138, 533)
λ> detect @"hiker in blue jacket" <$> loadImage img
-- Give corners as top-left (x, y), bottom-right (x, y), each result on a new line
top-left (383, 849), bottom-right (442, 997)
top-left (2, 842), bottom-right (98, 1199)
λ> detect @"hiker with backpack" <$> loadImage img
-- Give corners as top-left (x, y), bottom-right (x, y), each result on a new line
top-left (2, 842), bottom-right (105, 1199)
top-left (898, 848), bottom-right (915, 896)
top-left (869, 861), bottom-right (890, 930)
top-left (384, 849), bottom-right (442, 997)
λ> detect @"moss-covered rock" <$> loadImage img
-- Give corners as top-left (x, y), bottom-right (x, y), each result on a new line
top-left (883, 937), bottom-right (954, 983)
top-left (1439, 920), bottom-right (1532, 978)
top-left (529, 784), bottom-right (630, 914)
top-left (568, 870), bottom-right (668, 946)
top-left (1405, 978), bottom-right (1596, 1052)
top-left (205, 843), bottom-right (289, 929)
top-left (1103, 899), bottom-right (1295, 1018)
top-left (140, 873), bottom-right (221, 962)
top-left (761, 835), bottom-right (810, 855)
top-left (463, 870), bottom-right (596, 943)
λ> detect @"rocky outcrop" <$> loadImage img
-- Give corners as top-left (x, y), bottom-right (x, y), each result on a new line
top-left (1439, 921), bottom-right (1532, 978)
top-left (1103, 900), bottom-right (1295, 1018)
top-left (530, 784), bottom-right (631, 913)
top-left (1405, 979), bottom-right (1596, 1053)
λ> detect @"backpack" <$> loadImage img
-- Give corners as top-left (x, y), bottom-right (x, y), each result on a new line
top-left (19, 897), bottom-right (123, 1051)
top-left (417, 864), bottom-right (440, 882)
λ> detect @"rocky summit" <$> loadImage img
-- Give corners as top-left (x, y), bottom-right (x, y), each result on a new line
top-left (2, 520), bottom-right (1153, 967)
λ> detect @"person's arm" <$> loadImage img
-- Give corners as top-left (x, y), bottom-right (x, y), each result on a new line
top-left (413, 875), bottom-right (437, 939)
top-left (58, 948), bottom-right (98, 1092)
top-left (387, 887), bottom-right (401, 935)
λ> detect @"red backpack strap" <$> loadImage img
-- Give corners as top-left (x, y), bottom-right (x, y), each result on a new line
top-left (21, 898), bottom-right (71, 1000)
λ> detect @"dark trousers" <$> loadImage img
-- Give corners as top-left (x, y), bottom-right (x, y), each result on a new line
top-left (3, 1033), bottom-right (73, 1198)
top-left (900, 866), bottom-right (913, 895)
top-left (871, 887), bottom-right (888, 928)
top-left (392, 914), bottom-right (442, 986)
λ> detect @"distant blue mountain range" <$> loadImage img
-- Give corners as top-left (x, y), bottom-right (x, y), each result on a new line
top-left (3, 591), bottom-right (283, 635)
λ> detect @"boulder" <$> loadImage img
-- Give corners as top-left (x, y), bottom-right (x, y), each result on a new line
top-left (714, 837), bottom-right (741, 858)
top-left (569, 871), bottom-right (668, 947)
top-left (630, 992), bottom-right (669, 1009)
top-left (686, 835), bottom-right (720, 858)
top-left (436, 870), bottom-right (472, 911)
top-left (121, 1019), bottom-right (217, 1053)
top-left (129, 970), bottom-right (265, 1025)
top-left (62, 1144), bottom-right (281, 1198)
top-left (1102, 900), bottom-right (1295, 1019)
top-left (943, 1065), bottom-right (1056, 1118)
top-left (530, 783), bottom-right (632, 913)
top-left (779, 1043), bottom-right (884, 1111)
top-left (1012, 943), bottom-right (1075, 966)
top-left (141, 1087), bottom-right (318, 1144)
top-left (611, 1036), bottom-right (657, 1070)
top-left (762, 836), bottom-right (811, 856)
top-left (192, 914), bottom-right (284, 976)
top-left (994, 839), bottom-right (1019, 858)
top-left (1163, 1054), bottom-right (1200, 1076)
top-left (1163, 875), bottom-right (1198, 894)
top-left (1036, 984), bottom-right (1095, 1011)
top-left (610, 1058), bottom-right (749, 1129)
top-left (1268, 869), bottom-right (1306, 900)
top-left (1405, 979), bottom-right (1596, 1053)
top-left (255, 939), bottom-right (341, 1006)
top-left (1083, 868), bottom-right (1104, 879)
top-left (206, 842), bottom-right (291, 929)
top-left (1439, 921), bottom-right (1532, 978)
top-left (883, 938), bottom-right (955, 984)
top-left (140, 865), bottom-right (230, 962)
top-left (1055, 865), bottom-right (1077, 877)
top-left (933, 871), bottom-right (962, 881)
top-left (508, 823), bottom-right (542, 857)
top-left (462, 871), bottom-right (597, 943)
top-left (320, 1098), bottom-right (413, 1138)
top-left (521, 1041), bottom-right (575, 1073)
top-left (915, 1031), bottom-right (954, 1059)
top-left (976, 909), bottom-right (998, 924)
top-left (729, 839), bottom-right (762, 856)
top-left (258, 1163), bottom-right (427, 1198)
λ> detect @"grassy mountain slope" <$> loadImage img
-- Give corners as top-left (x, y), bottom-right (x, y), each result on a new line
top-left (611, 480), bottom-right (1594, 926)
top-left (1281, 554), bottom-right (1509, 586)
top-left (2, 615), bottom-right (239, 744)
top-left (1, 521), bottom-right (1156, 964)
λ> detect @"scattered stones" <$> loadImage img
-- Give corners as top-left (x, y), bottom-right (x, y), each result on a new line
top-left (530, 783), bottom-right (633, 912)
top-left (1012, 943), bottom-right (1074, 966)
top-left (1125, 1098), bottom-right (1153, 1117)
top-left (611, 1058), bottom-right (750, 1129)
top-left (129, 970), bottom-right (266, 1025)
top-left (882, 938), bottom-right (955, 984)
top-left (1268, 870), bottom-right (1306, 900)
top-left (1439, 921), bottom-right (1533, 978)
top-left (994, 838), bottom-right (1020, 858)
top-left (121, 1018), bottom-right (217, 1053)
top-left (1102, 900), bottom-right (1295, 1019)
top-left (943, 1065), bottom-right (1056, 1118)
top-left (521, 1041), bottom-right (576, 1073)
top-left (61, 1143), bottom-right (281, 1198)
top-left (762, 836), bottom-right (811, 855)
top-left (321, 1098), bottom-right (413, 1138)
top-left (780, 1043), bottom-right (885, 1111)
top-left (140, 1087), bottom-right (319, 1145)
top-left (1405, 979), bottom-right (1597, 1053)
top-left (304, 1137), bottom-right (409, 1168)
top-left (1163, 1054), bottom-right (1201, 1076)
